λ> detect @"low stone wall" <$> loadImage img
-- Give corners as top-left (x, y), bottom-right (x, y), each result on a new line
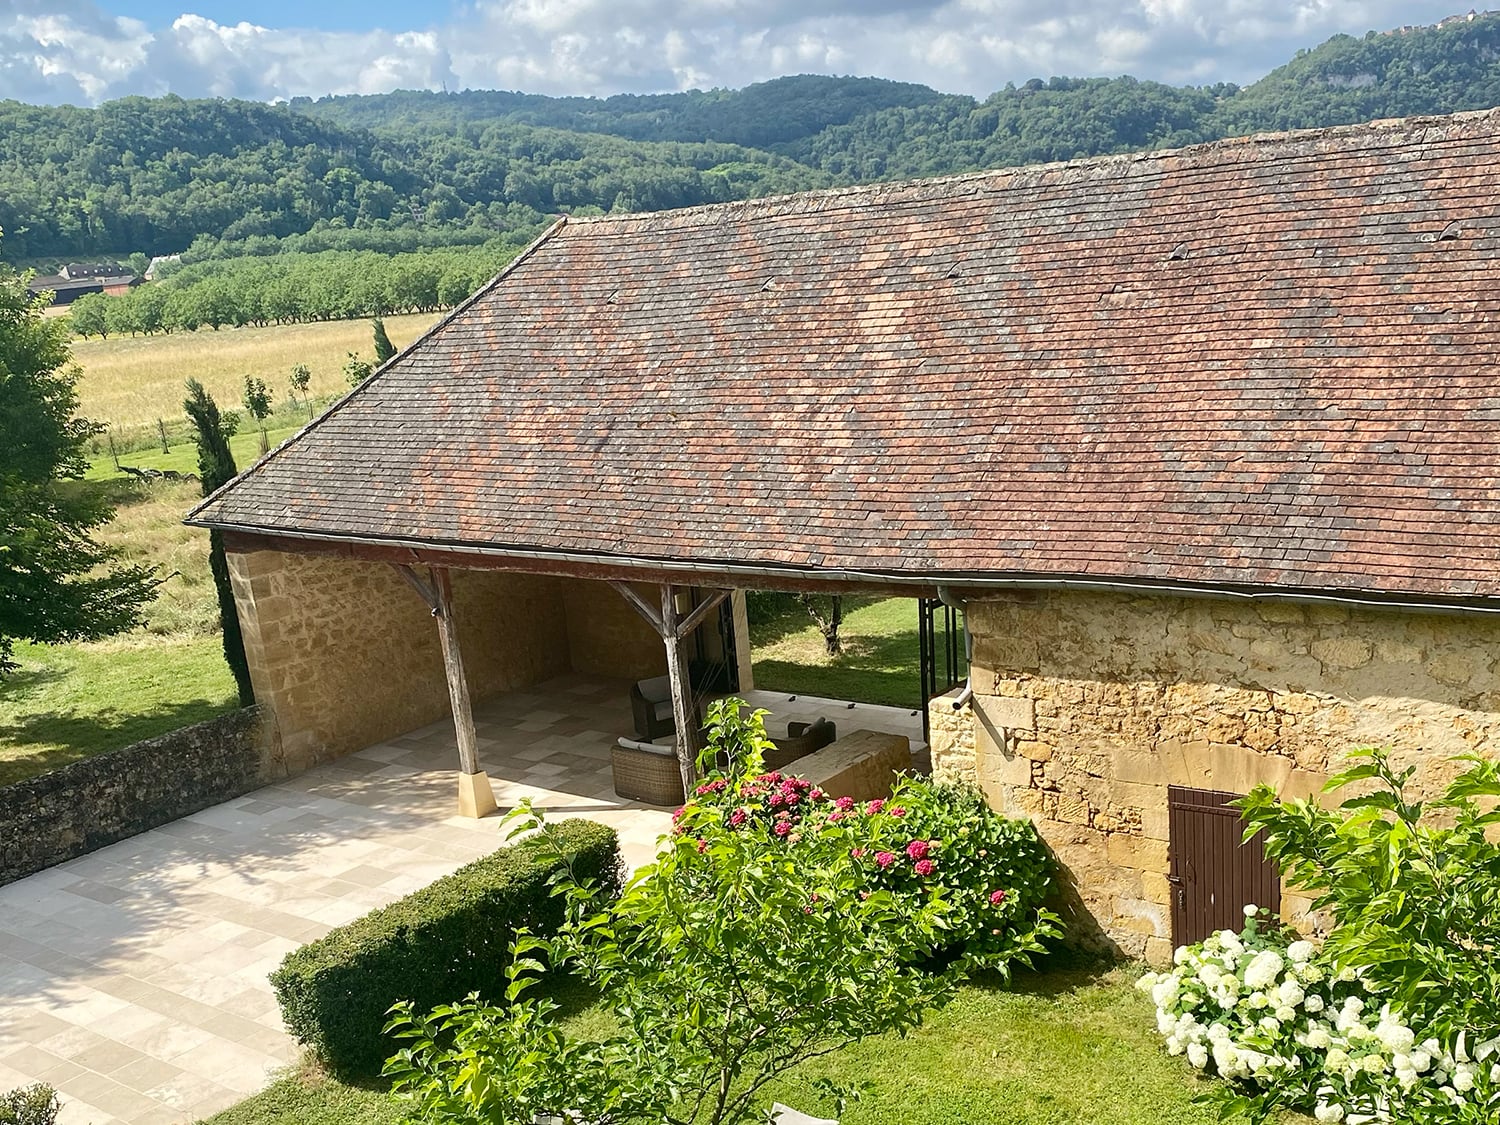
top-left (0, 707), bottom-right (271, 886)
top-left (795, 729), bottom-right (911, 802)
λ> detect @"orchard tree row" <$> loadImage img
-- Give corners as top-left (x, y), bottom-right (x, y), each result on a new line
top-left (64, 243), bottom-right (521, 337)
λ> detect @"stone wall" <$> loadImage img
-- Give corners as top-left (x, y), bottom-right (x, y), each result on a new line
top-left (563, 580), bottom-right (668, 682)
top-left (0, 708), bottom-right (270, 886)
top-left (228, 551), bottom-right (571, 774)
top-left (929, 589), bottom-right (1500, 964)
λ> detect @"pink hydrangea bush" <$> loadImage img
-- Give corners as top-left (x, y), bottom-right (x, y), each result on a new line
top-left (683, 713), bottom-right (1059, 972)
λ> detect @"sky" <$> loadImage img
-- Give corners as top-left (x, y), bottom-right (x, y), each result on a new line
top-left (0, 0), bottom-right (1475, 106)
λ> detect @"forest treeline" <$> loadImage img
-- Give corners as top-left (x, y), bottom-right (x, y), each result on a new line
top-left (4, 14), bottom-right (1499, 270)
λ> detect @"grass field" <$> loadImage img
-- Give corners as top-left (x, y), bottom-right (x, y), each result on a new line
top-left (0, 636), bottom-right (237, 786)
top-left (202, 963), bottom-right (1308, 1125)
top-left (749, 595), bottom-right (933, 709)
top-left (0, 477), bottom-right (234, 783)
top-left (72, 311), bottom-right (440, 441)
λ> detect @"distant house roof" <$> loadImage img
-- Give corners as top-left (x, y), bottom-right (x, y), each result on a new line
top-left (190, 110), bottom-right (1500, 606)
top-left (27, 273), bottom-right (134, 304)
top-left (60, 261), bottom-right (127, 279)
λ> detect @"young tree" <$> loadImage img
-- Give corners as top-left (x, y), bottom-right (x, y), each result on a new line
top-left (797, 592), bottom-right (844, 655)
top-left (343, 350), bottom-right (373, 387)
top-left (383, 704), bottom-right (1049, 1125)
top-left (183, 379), bottom-right (254, 706)
top-left (288, 363), bottom-right (312, 417)
top-left (67, 292), bottom-right (109, 338)
top-left (372, 316), bottom-right (396, 365)
top-left (241, 375), bottom-right (272, 456)
top-left (0, 251), bottom-right (156, 677)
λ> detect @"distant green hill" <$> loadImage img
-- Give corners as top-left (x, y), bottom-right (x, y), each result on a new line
top-left (4, 13), bottom-right (1500, 266)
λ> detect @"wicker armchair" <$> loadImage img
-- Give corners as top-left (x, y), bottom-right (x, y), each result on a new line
top-left (612, 737), bottom-right (686, 806)
top-left (630, 675), bottom-right (677, 741)
top-left (763, 718), bottom-right (837, 772)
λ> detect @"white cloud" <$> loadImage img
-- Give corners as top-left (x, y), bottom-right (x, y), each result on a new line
top-left (0, 0), bottom-right (1472, 106)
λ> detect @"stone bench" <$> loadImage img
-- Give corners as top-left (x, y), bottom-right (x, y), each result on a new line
top-left (792, 729), bottom-right (911, 802)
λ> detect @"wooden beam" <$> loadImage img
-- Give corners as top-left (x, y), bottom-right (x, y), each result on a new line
top-left (431, 568), bottom-right (481, 777)
top-left (394, 563), bottom-right (439, 612)
top-left (660, 583), bottom-right (699, 794)
top-left (673, 588), bottom-right (731, 640)
top-left (609, 580), bottom-right (664, 634)
top-left (418, 565), bottom-right (497, 818)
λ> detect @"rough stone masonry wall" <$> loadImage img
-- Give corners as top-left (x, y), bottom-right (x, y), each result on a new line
top-left (0, 707), bottom-right (270, 886)
top-left (928, 589), bottom-right (1500, 965)
top-left (228, 551), bottom-right (571, 775)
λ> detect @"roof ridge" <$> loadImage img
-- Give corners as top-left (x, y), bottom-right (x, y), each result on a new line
top-left (562, 107), bottom-right (1500, 230)
top-left (184, 216), bottom-right (570, 526)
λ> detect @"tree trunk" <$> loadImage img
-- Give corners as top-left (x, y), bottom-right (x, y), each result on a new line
top-left (797, 594), bottom-right (843, 656)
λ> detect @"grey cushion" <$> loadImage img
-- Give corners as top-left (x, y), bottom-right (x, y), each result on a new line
top-left (638, 674), bottom-right (672, 703)
top-left (653, 700), bottom-right (674, 722)
top-left (617, 736), bottom-right (675, 757)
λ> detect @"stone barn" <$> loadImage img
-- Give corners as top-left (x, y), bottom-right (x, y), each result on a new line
top-left (191, 109), bottom-right (1500, 961)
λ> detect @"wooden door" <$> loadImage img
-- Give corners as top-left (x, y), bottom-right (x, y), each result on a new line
top-left (1167, 785), bottom-right (1281, 947)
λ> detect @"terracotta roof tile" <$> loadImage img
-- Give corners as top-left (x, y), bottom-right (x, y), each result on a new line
top-left (191, 111), bottom-right (1500, 603)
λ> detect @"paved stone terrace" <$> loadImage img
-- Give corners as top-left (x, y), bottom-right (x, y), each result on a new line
top-left (0, 677), bottom-right (924, 1125)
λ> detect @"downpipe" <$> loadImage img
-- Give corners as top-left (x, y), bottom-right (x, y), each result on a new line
top-left (935, 586), bottom-right (974, 710)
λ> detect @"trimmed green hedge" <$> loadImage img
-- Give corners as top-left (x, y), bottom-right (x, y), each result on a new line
top-left (270, 819), bottom-right (623, 1077)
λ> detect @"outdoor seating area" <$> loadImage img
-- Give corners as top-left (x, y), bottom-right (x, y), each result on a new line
top-left (612, 679), bottom-right (925, 807)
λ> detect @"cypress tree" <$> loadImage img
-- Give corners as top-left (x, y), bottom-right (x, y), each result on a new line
top-left (184, 379), bottom-right (254, 707)
top-left (372, 316), bottom-right (396, 365)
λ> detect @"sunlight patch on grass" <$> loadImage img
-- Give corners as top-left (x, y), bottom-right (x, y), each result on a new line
top-left (72, 311), bottom-right (439, 438)
top-left (0, 635), bottom-right (237, 786)
top-left (196, 966), bottom-right (1313, 1125)
top-left (749, 596), bottom-right (926, 709)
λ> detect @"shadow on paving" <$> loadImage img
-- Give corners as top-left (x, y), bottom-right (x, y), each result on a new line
top-left (0, 676), bottom-right (668, 1017)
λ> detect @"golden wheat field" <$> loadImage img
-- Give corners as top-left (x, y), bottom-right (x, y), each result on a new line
top-left (70, 312), bottom-right (441, 435)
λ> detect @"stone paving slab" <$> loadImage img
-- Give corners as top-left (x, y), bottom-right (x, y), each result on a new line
top-left (0, 676), bottom-right (923, 1124)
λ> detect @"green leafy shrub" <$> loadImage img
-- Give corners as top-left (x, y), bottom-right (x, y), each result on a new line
top-left (0, 1084), bottom-right (59, 1125)
top-left (271, 819), bottom-right (621, 1078)
top-left (385, 701), bottom-right (1057, 1125)
top-left (1137, 749), bottom-right (1500, 1123)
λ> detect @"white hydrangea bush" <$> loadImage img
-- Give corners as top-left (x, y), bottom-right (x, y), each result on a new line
top-left (1137, 907), bottom-right (1500, 1123)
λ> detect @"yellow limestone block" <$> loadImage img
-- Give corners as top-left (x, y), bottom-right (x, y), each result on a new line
top-left (457, 770), bottom-right (498, 819)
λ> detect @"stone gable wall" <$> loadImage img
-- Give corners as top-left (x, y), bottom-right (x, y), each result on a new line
top-left (929, 589), bottom-right (1500, 964)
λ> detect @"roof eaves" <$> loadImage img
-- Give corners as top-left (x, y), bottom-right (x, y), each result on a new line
top-left (184, 215), bottom-right (570, 525)
top-left (189, 520), bottom-right (1500, 618)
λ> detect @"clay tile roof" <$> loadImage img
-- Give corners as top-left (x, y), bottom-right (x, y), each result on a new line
top-left (189, 110), bottom-right (1500, 604)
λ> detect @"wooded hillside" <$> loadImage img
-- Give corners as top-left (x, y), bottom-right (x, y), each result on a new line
top-left (4, 14), bottom-right (1499, 266)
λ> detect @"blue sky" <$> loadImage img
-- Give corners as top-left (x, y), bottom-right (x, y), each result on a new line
top-left (0, 1), bottom-right (1473, 105)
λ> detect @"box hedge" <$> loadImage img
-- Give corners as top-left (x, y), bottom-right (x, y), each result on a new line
top-left (269, 818), bottom-right (623, 1078)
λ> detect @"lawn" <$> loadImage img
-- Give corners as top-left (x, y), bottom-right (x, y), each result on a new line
top-left (201, 963), bottom-right (1304, 1125)
top-left (0, 635), bottom-right (237, 786)
top-left (750, 595), bottom-right (937, 709)
top-left (84, 422), bottom-right (305, 481)
top-left (0, 478), bottom-right (234, 784)
top-left (71, 311), bottom-right (439, 445)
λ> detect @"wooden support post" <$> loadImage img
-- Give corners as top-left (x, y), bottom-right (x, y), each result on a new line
top-left (398, 564), bottom-right (496, 819)
top-left (609, 581), bottom-right (734, 797)
top-left (660, 583), bottom-right (699, 795)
